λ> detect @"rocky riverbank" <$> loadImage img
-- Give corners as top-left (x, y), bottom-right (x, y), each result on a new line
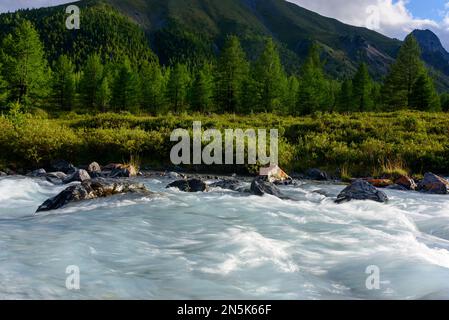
top-left (2, 160), bottom-right (449, 213)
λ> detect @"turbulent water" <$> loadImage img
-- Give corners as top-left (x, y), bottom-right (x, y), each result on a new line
top-left (1, 176), bottom-right (449, 300)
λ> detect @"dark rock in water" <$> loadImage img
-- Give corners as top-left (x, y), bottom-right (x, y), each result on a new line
top-left (167, 179), bottom-right (207, 192)
top-left (305, 168), bottom-right (328, 181)
top-left (45, 172), bottom-right (68, 184)
top-left (108, 165), bottom-right (137, 178)
top-left (46, 172), bottom-right (67, 184)
top-left (395, 175), bottom-right (417, 190)
top-left (250, 177), bottom-right (283, 198)
top-left (51, 160), bottom-right (76, 174)
top-left (386, 184), bottom-right (409, 191)
top-left (27, 169), bottom-right (47, 177)
top-left (417, 173), bottom-right (449, 194)
top-left (63, 169), bottom-right (91, 184)
top-left (36, 179), bottom-right (150, 212)
top-left (87, 162), bottom-right (101, 174)
top-left (313, 189), bottom-right (334, 197)
top-left (0, 171), bottom-right (6, 176)
top-left (166, 171), bottom-right (184, 179)
top-left (366, 178), bottom-right (393, 188)
top-left (336, 179), bottom-right (388, 203)
top-left (209, 179), bottom-right (245, 192)
top-left (4, 168), bottom-right (16, 175)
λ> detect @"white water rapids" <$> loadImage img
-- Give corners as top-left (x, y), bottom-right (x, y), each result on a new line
top-left (1, 176), bottom-right (449, 299)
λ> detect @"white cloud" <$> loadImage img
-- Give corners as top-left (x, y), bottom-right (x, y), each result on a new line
top-left (288, 0), bottom-right (449, 50)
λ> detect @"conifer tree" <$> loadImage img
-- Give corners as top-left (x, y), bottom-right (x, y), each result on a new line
top-left (297, 43), bottom-right (328, 115)
top-left (409, 73), bottom-right (440, 111)
top-left (0, 20), bottom-right (48, 106)
top-left (352, 63), bottom-right (374, 112)
top-left (52, 55), bottom-right (75, 111)
top-left (216, 36), bottom-right (249, 113)
top-left (337, 80), bottom-right (353, 112)
top-left (0, 64), bottom-right (9, 110)
top-left (80, 54), bottom-right (104, 110)
top-left (191, 63), bottom-right (214, 113)
top-left (166, 63), bottom-right (190, 113)
top-left (285, 75), bottom-right (300, 115)
top-left (97, 76), bottom-right (111, 112)
top-left (252, 39), bottom-right (288, 113)
top-left (140, 61), bottom-right (164, 114)
top-left (440, 93), bottom-right (449, 112)
top-left (111, 58), bottom-right (140, 111)
top-left (381, 34), bottom-right (426, 109)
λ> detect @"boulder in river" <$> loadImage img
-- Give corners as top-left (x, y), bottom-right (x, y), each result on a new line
top-left (259, 165), bottom-right (292, 185)
top-left (0, 171), bottom-right (6, 177)
top-left (87, 162), bottom-right (101, 174)
top-left (417, 173), bottom-right (449, 194)
top-left (63, 169), bottom-right (91, 184)
top-left (366, 178), bottom-right (393, 188)
top-left (27, 169), bottom-right (47, 177)
top-left (167, 178), bottom-right (207, 192)
top-left (394, 175), bottom-right (417, 190)
top-left (45, 172), bottom-right (67, 184)
top-left (107, 164), bottom-right (138, 178)
top-left (336, 179), bottom-right (388, 204)
top-left (305, 168), bottom-right (328, 181)
top-left (50, 160), bottom-right (76, 174)
top-left (166, 171), bottom-right (185, 179)
top-left (36, 179), bottom-right (150, 212)
top-left (250, 177), bottom-right (283, 198)
top-left (209, 179), bottom-right (246, 192)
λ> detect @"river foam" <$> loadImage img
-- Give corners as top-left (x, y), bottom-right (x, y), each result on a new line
top-left (1, 176), bottom-right (449, 299)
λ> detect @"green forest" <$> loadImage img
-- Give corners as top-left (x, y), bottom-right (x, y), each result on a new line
top-left (1, 16), bottom-right (449, 177)
top-left (0, 18), bottom-right (447, 116)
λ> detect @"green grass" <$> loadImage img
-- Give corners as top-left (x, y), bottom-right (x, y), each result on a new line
top-left (1, 110), bottom-right (449, 177)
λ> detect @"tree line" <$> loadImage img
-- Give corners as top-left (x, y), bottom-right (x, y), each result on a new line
top-left (0, 20), bottom-right (447, 115)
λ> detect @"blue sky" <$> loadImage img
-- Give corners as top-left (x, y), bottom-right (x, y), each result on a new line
top-left (408, 0), bottom-right (446, 20)
top-left (1, 0), bottom-right (448, 49)
top-left (290, 0), bottom-right (449, 49)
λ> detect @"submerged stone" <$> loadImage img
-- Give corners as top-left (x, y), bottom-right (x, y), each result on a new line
top-left (167, 178), bottom-right (207, 192)
top-left (417, 173), bottom-right (449, 194)
top-left (36, 179), bottom-right (150, 212)
top-left (336, 179), bottom-right (388, 204)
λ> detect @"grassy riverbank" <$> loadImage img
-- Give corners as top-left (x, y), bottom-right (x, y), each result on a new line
top-left (1, 110), bottom-right (448, 178)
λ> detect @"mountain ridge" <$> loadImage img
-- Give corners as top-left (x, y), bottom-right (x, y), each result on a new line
top-left (1, 0), bottom-right (448, 90)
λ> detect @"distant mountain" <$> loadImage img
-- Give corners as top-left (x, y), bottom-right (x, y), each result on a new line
top-left (1, 0), bottom-right (448, 90)
top-left (101, 0), bottom-right (402, 79)
top-left (412, 29), bottom-right (449, 88)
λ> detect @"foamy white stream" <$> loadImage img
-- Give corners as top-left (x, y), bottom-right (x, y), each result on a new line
top-left (1, 176), bottom-right (449, 299)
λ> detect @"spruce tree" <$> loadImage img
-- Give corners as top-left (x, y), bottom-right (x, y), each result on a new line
top-left (111, 58), bottom-right (140, 112)
top-left (166, 63), bottom-right (190, 113)
top-left (285, 75), bottom-right (300, 115)
top-left (381, 34), bottom-right (426, 109)
top-left (0, 64), bottom-right (9, 110)
top-left (352, 63), bottom-right (374, 112)
top-left (191, 63), bottom-right (214, 113)
top-left (80, 54), bottom-right (104, 110)
top-left (97, 76), bottom-right (111, 112)
top-left (52, 55), bottom-right (75, 111)
top-left (409, 73), bottom-right (440, 111)
top-left (216, 36), bottom-right (249, 113)
top-left (140, 61), bottom-right (164, 114)
top-left (337, 80), bottom-right (353, 112)
top-left (441, 93), bottom-right (449, 112)
top-left (297, 43), bottom-right (328, 115)
top-left (252, 39), bottom-right (288, 113)
top-left (0, 20), bottom-right (48, 106)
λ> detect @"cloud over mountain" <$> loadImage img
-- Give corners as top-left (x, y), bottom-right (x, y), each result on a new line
top-left (288, 0), bottom-right (449, 49)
